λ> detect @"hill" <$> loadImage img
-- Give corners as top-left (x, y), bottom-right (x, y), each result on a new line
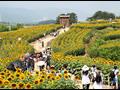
top-left (38, 20), bottom-right (56, 25)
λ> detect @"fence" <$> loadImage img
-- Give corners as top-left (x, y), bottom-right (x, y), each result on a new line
top-left (101, 74), bottom-right (118, 89)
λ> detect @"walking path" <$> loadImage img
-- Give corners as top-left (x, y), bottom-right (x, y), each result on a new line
top-left (29, 26), bottom-right (112, 89)
top-left (30, 27), bottom-right (69, 53)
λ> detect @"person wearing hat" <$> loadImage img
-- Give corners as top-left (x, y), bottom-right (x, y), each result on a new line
top-left (81, 65), bottom-right (90, 89)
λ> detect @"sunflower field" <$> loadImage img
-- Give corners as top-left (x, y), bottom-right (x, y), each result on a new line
top-left (51, 22), bottom-right (120, 76)
top-left (51, 27), bottom-right (92, 56)
top-left (0, 68), bottom-right (77, 89)
top-left (0, 24), bottom-right (62, 70)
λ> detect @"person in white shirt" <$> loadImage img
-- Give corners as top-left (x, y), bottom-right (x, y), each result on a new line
top-left (81, 65), bottom-right (90, 89)
top-left (112, 66), bottom-right (119, 89)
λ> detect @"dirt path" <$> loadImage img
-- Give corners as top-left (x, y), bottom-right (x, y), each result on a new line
top-left (29, 26), bottom-right (112, 89)
top-left (75, 80), bottom-right (112, 89)
top-left (30, 27), bottom-right (69, 53)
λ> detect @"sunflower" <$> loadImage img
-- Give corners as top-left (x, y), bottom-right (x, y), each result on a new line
top-left (11, 83), bottom-right (17, 89)
top-left (3, 69), bottom-right (8, 73)
top-left (64, 70), bottom-right (68, 74)
top-left (47, 75), bottom-right (51, 79)
top-left (51, 70), bottom-right (56, 74)
top-left (0, 72), bottom-right (5, 76)
top-left (34, 79), bottom-right (40, 85)
top-left (19, 75), bottom-right (25, 80)
top-left (41, 75), bottom-right (45, 79)
top-left (64, 74), bottom-right (69, 80)
top-left (6, 70), bottom-right (10, 74)
top-left (39, 78), bottom-right (44, 83)
top-left (1, 75), bottom-right (5, 79)
top-left (51, 76), bottom-right (55, 80)
top-left (0, 76), bottom-right (2, 79)
top-left (18, 82), bottom-right (25, 89)
top-left (16, 68), bottom-right (22, 73)
top-left (55, 76), bottom-right (61, 80)
top-left (58, 74), bottom-right (62, 78)
top-left (6, 73), bottom-right (11, 76)
top-left (10, 75), bottom-right (15, 79)
top-left (25, 83), bottom-right (32, 89)
top-left (7, 77), bottom-right (12, 81)
top-left (4, 80), bottom-right (10, 85)
top-left (35, 71), bottom-right (40, 75)
top-left (15, 72), bottom-right (20, 78)
top-left (75, 76), bottom-right (80, 80)
top-left (25, 71), bottom-right (31, 76)
top-left (0, 79), bottom-right (3, 85)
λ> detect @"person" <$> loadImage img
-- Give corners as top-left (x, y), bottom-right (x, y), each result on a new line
top-left (81, 65), bottom-right (90, 89)
top-left (118, 84), bottom-right (120, 89)
top-left (93, 70), bottom-right (103, 89)
top-left (34, 52), bottom-right (46, 71)
top-left (24, 53), bottom-right (31, 71)
top-left (42, 41), bottom-right (44, 47)
top-left (110, 66), bottom-right (119, 89)
top-left (91, 65), bottom-right (97, 83)
top-left (42, 51), bottom-right (47, 60)
top-left (7, 62), bottom-right (16, 72)
top-left (7, 55), bottom-right (26, 72)
top-left (27, 53), bottom-right (35, 72)
top-left (46, 49), bottom-right (51, 70)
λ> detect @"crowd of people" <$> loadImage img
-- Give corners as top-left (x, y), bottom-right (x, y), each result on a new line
top-left (80, 65), bottom-right (119, 89)
top-left (7, 47), bottom-right (51, 73)
top-left (6, 46), bottom-right (119, 89)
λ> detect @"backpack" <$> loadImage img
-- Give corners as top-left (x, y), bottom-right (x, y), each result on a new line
top-left (95, 73), bottom-right (102, 83)
top-left (109, 71), bottom-right (115, 81)
top-left (7, 62), bottom-right (16, 71)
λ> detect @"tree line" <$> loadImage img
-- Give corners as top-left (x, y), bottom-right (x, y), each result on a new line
top-left (56, 11), bottom-right (120, 24)
top-left (87, 11), bottom-right (120, 21)
top-left (0, 23), bottom-right (23, 32)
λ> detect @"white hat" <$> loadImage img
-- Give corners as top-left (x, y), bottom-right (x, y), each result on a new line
top-left (82, 65), bottom-right (89, 71)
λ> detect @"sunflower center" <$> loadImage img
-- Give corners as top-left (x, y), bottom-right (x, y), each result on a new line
top-left (12, 84), bottom-right (16, 87)
top-left (35, 81), bottom-right (38, 84)
top-left (8, 78), bottom-right (12, 81)
top-left (19, 83), bottom-right (24, 87)
top-left (0, 81), bottom-right (3, 84)
top-left (40, 79), bottom-right (43, 82)
top-left (26, 85), bottom-right (31, 88)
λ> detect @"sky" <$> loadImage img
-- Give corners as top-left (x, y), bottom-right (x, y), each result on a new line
top-left (0, 1), bottom-right (120, 22)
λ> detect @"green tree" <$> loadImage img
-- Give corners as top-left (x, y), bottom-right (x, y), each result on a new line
top-left (67, 12), bottom-right (78, 24)
top-left (87, 11), bottom-right (116, 21)
top-left (11, 23), bottom-right (24, 31)
top-left (16, 23), bottom-right (23, 29)
top-left (0, 24), bottom-right (9, 32)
